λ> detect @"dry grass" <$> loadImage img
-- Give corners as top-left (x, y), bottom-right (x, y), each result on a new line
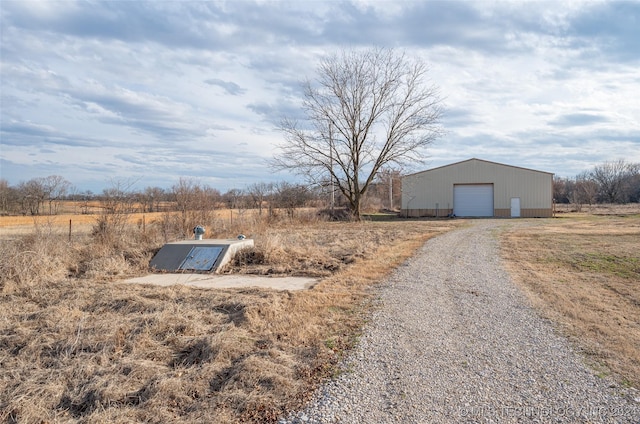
top-left (0, 207), bottom-right (319, 231)
top-left (502, 213), bottom-right (640, 388)
top-left (0, 208), bottom-right (313, 240)
top-left (0, 212), bottom-right (461, 423)
top-left (0, 213), bottom-right (164, 240)
top-left (553, 202), bottom-right (640, 216)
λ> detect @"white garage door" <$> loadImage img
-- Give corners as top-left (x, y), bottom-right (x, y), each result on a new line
top-left (453, 184), bottom-right (494, 217)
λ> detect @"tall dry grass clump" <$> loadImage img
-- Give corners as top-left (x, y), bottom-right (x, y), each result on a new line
top-left (1, 212), bottom-right (459, 423)
top-left (0, 228), bottom-right (76, 294)
top-left (1, 215), bottom-right (161, 295)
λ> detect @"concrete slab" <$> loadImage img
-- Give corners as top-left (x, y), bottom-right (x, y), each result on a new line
top-left (124, 273), bottom-right (317, 291)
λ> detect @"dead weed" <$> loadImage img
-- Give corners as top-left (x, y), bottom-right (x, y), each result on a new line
top-left (0, 216), bottom-right (459, 423)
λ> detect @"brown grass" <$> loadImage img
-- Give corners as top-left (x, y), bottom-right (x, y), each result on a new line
top-left (0, 213), bottom-right (164, 241)
top-left (0, 208), bottom-right (313, 240)
top-left (501, 213), bottom-right (640, 388)
top-left (553, 202), bottom-right (640, 216)
top-left (0, 213), bottom-right (461, 423)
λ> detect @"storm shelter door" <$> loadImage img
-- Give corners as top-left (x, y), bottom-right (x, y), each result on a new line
top-left (179, 246), bottom-right (225, 271)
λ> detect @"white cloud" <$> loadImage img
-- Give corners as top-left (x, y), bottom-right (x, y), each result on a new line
top-left (1, 0), bottom-right (638, 191)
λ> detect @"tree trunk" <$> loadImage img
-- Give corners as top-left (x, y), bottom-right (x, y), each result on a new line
top-left (351, 192), bottom-right (362, 221)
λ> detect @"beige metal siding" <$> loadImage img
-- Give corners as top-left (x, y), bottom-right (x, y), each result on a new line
top-left (402, 159), bottom-right (553, 217)
top-left (495, 208), bottom-right (552, 218)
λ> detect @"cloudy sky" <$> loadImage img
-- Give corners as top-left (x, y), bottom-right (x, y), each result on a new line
top-left (1, 1), bottom-right (639, 193)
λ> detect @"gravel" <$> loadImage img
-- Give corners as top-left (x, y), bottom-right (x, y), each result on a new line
top-left (281, 220), bottom-right (640, 423)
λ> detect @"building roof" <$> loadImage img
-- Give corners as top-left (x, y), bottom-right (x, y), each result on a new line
top-left (405, 158), bottom-right (554, 178)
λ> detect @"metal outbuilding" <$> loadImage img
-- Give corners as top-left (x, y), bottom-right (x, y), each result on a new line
top-left (401, 158), bottom-right (553, 218)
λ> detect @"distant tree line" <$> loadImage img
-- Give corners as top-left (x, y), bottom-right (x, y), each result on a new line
top-left (0, 160), bottom-right (640, 222)
top-left (0, 175), bottom-right (72, 216)
top-left (553, 159), bottom-right (640, 206)
top-left (2, 160), bottom-right (636, 218)
top-left (0, 171), bottom-right (401, 218)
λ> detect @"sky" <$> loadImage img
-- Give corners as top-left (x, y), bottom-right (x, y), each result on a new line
top-left (1, 0), bottom-right (639, 193)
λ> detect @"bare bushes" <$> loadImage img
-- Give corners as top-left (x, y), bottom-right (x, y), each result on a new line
top-left (75, 233), bottom-right (156, 281)
top-left (1, 222), bottom-right (157, 296)
top-left (226, 228), bottom-right (348, 277)
top-left (225, 220), bottom-right (410, 278)
top-left (154, 211), bottom-right (224, 242)
top-left (0, 230), bottom-right (76, 294)
top-left (151, 207), bottom-right (326, 245)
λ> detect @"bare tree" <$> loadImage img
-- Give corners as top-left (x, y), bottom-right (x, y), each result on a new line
top-left (553, 177), bottom-right (574, 204)
top-left (629, 170), bottom-right (640, 203)
top-left (170, 178), bottom-right (220, 238)
top-left (17, 178), bottom-right (47, 215)
top-left (272, 181), bottom-right (312, 218)
top-left (222, 189), bottom-right (245, 210)
top-left (94, 179), bottom-right (139, 241)
top-left (273, 48), bottom-right (444, 220)
top-left (42, 175), bottom-right (71, 215)
top-left (141, 186), bottom-right (166, 212)
top-left (0, 179), bottom-right (18, 214)
top-left (571, 172), bottom-right (598, 211)
top-left (246, 182), bottom-right (273, 215)
top-left (201, 186), bottom-right (221, 211)
top-left (590, 159), bottom-right (638, 203)
top-left (78, 190), bottom-right (94, 214)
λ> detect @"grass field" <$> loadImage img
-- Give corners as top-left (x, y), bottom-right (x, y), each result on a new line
top-left (0, 213), bottom-right (461, 423)
top-left (502, 212), bottom-right (640, 388)
top-left (0, 209), bottom-right (252, 240)
top-left (1, 205), bottom-right (639, 422)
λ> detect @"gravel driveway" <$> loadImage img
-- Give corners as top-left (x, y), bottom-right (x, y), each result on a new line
top-left (282, 220), bottom-right (639, 423)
